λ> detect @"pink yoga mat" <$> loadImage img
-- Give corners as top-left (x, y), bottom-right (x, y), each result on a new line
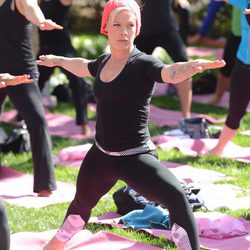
top-left (1, 106), bottom-right (225, 138)
top-left (0, 166), bottom-right (75, 208)
top-left (153, 83), bottom-right (168, 96)
top-left (143, 218), bottom-right (250, 250)
top-left (10, 229), bottom-right (164, 250)
top-left (149, 105), bottom-right (225, 127)
top-left (54, 143), bottom-right (92, 167)
top-left (241, 130), bottom-right (250, 137)
top-left (199, 217), bottom-right (250, 250)
top-left (161, 161), bottom-right (233, 184)
top-left (158, 138), bottom-right (250, 163)
top-left (187, 46), bottom-right (224, 59)
top-left (0, 109), bottom-right (96, 141)
top-left (193, 92), bottom-right (250, 112)
top-left (90, 213), bottom-right (250, 250)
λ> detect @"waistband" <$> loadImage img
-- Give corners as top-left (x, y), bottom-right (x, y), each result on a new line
top-left (95, 140), bottom-right (156, 156)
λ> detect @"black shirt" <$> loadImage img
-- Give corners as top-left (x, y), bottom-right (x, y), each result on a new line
top-left (88, 48), bottom-right (165, 151)
top-left (0, 0), bottom-right (37, 75)
top-left (39, 0), bottom-right (71, 46)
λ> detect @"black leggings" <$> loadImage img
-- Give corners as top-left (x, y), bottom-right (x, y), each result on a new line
top-left (0, 79), bottom-right (56, 193)
top-left (0, 200), bottom-right (10, 250)
top-left (220, 32), bottom-right (241, 78)
top-left (65, 144), bottom-right (200, 250)
top-left (226, 59), bottom-right (250, 129)
top-left (37, 44), bottom-right (88, 125)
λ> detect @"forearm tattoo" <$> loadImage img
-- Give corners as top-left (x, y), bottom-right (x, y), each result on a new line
top-left (168, 62), bottom-right (197, 81)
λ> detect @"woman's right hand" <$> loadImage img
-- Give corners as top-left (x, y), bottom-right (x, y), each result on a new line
top-left (37, 55), bottom-right (62, 67)
top-left (39, 19), bottom-right (63, 31)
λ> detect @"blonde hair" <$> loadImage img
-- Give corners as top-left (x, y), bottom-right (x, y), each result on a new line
top-left (108, 7), bottom-right (133, 26)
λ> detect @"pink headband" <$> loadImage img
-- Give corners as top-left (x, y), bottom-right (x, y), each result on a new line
top-left (100, 0), bottom-right (141, 36)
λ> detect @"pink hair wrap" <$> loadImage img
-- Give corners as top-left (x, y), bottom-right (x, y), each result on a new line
top-left (100, 0), bottom-right (141, 36)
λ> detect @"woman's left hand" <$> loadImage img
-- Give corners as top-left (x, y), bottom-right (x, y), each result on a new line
top-left (190, 59), bottom-right (226, 73)
top-left (39, 19), bottom-right (63, 31)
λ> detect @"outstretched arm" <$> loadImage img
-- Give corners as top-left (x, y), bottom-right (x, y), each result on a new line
top-left (16, 0), bottom-right (63, 30)
top-left (0, 73), bottom-right (32, 88)
top-left (161, 59), bottom-right (225, 83)
top-left (37, 55), bottom-right (92, 78)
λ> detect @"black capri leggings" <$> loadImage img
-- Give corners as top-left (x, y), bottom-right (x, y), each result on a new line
top-left (65, 144), bottom-right (200, 250)
top-left (0, 200), bottom-right (10, 250)
top-left (226, 59), bottom-right (250, 129)
top-left (220, 32), bottom-right (241, 78)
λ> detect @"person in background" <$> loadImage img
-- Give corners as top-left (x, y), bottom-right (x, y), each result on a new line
top-left (209, 0), bottom-right (250, 156)
top-left (203, 6), bottom-right (241, 104)
top-left (0, 0), bottom-right (62, 197)
top-left (37, 0), bottom-right (91, 135)
top-left (188, 0), bottom-right (225, 47)
top-left (134, 0), bottom-right (192, 118)
top-left (0, 72), bottom-right (32, 250)
top-left (37, 1), bottom-right (225, 249)
top-left (172, 0), bottom-right (191, 45)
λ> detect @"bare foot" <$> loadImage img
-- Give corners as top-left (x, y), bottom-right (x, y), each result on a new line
top-left (82, 123), bottom-right (92, 136)
top-left (188, 34), bottom-right (201, 44)
top-left (206, 147), bottom-right (223, 157)
top-left (38, 190), bottom-right (53, 197)
top-left (202, 95), bottom-right (221, 105)
top-left (42, 236), bottom-right (66, 250)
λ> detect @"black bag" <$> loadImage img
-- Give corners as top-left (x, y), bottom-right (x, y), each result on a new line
top-left (179, 117), bottom-right (210, 139)
top-left (113, 186), bottom-right (154, 215)
top-left (1, 125), bottom-right (30, 154)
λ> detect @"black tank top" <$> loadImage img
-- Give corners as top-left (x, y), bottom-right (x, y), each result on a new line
top-left (140, 0), bottom-right (178, 35)
top-left (39, 0), bottom-right (71, 45)
top-left (0, 0), bottom-right (37, 75)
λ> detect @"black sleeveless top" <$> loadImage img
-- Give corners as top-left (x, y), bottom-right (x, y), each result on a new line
top-left (39, 0), bottom-right (71, 45)
top-left (0, 0), bottom-right (37, 76)
top-left (140, 0), bottom-right (178, 35)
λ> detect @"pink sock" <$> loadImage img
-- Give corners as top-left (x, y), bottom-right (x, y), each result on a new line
top-left (55, 214), bottom-right (85, 242)
top-left (171, 223), bottom-right (192, 250)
